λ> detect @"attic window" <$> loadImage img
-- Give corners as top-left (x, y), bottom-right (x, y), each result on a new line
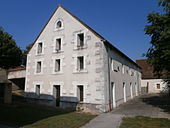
top-left (56, 21), bottom-right (62, 28)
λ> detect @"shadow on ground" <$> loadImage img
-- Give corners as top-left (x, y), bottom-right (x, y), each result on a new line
top-left (0, 94), bottom-right (75, 127)
top-left (141, 94), bottom-right (170, 114)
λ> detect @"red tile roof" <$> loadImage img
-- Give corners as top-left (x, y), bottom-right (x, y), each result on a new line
top-left (8, 66), bottom-right (26, 72)
top-left (136, 59), bottom-right (162, 79)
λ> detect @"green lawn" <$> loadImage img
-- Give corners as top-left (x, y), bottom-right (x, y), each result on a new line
top-left (120, 116), bottom-right (170, 128)
top-left (0, 104), bottom-right (96, 128)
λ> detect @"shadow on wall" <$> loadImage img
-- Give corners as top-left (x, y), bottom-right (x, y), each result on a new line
top-left (9, 78), bottom-right (25, 91)
top-left (141, 94), bottom-right (170, 114)
top-left (13, 92), bottom-right (79, 110)
top-left (0, 92), bottom-right (77, 127)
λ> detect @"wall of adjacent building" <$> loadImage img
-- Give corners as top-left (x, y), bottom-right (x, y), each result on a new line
top-left (141, 79), bottom-right (166, 93)
top-left (104, 46), bottom-right (141, 110)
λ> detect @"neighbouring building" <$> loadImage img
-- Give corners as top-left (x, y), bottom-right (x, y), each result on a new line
top-left (136, 59), bottom-right (166, 94)
top-left (25, 5), bottom-right (141, 112)
top-left (0, 68), bottom-right (12, 104)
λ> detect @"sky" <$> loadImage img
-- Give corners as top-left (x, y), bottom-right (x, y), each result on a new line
top-left (0, 0), bottom-right (163, 61)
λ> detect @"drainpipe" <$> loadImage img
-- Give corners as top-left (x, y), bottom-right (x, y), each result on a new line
top-left (105, 42), bottom-right (112, 112)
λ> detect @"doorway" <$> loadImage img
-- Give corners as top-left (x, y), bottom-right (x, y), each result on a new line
top-left (53, 85), bottom-right (60, 107)
top-left (111, 82), bottom-right (116, 108)
top-left (123, 83), bottom-right (126, 102)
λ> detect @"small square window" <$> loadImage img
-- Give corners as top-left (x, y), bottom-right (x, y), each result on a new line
top-left (77, 33), bottom-right (84, 47)
top-left (156, 84), bottom-right (160, 89)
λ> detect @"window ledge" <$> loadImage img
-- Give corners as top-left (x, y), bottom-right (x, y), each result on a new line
top-left (73, 70), bottom-right (88, 74)
top-left (36, 53), bottom-right (44, 56)
top-left (35, 72), bottom-right (43, 75)
top-left (73, 46), bottom-right (87, 50)
top-left (52, 71), bottom-right (63, 75)
top-left (52, 50), bottom-right (64, 54)
top-left (54, 27), bottom-right (64, 32)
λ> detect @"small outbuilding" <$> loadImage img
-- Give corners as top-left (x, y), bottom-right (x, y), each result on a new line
top-left (0, 68), bottom-right (12, 104)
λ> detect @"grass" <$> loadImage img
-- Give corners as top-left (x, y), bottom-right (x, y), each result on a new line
top-left (0, 104), bottom-right (96, 128)
top-left (120, 116), bottom-right (170, 128)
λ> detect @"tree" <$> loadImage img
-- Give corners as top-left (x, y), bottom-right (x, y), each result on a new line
top-left (145, 0), bottom-right (170, 92)
top-left (0, 27), bottom-right (22, 69)
top-left (22, 42), bottom-right (34, 66)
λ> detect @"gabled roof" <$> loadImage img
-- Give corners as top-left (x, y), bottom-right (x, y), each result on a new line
top-left (31, 5), bottom-right (140, 69)
top-left (136, 59), bottom-right (165, 79)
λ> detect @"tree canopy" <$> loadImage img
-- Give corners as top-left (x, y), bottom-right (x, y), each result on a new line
top-left (0, 27), bottom-right (22, 69)
top-left (145, 0), bottom-right (170, 90)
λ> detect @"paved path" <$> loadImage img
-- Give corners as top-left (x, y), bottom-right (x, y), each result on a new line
top-left (81, 113), bottom-right (123, 128)
top-left (81, 94), bottom-right (170, 128)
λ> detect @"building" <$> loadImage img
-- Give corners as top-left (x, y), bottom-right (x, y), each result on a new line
top-left (0, 68), bottom-right (12, 104)
top-left (136, 59), bottom-right (166, 94)
top-left (25, 5), bottom-right (141, 112)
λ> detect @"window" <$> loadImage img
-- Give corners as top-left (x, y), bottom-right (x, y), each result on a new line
top-left (122, 64), bottom-right (124, 74)
top-left (36, 85), bottom-right (40, 96)
top-left (55, 38), bottom-right (61, 52)
top-left (37, 42), bottom-right (43, 54)
top-left (55, 59), bottom-right (61, 72)
top-left (117, 66), bottom-right (120, 71)
top-left (36, 61), bottom-right (41, 73)
top-left (156, 83), bottom-right (160, 89)
top-left (77, 33), bottom-right (84, 47)
top-left (77, 85), bottom-right (84, 102)
top-left (126, 69), bottom-right (129, 74)
top-left (56, 21), bottom-right (62, 28)
top-left (77, 56), bottom-right (84, 71)
top-left (111, 59), bottom-right (114, 71)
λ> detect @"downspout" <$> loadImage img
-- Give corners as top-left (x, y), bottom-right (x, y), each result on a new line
top-left (104, 41), bottom-right (112, 112)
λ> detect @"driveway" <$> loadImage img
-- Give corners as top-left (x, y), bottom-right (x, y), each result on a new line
top-left (81, 94), bottom-right (170, 128)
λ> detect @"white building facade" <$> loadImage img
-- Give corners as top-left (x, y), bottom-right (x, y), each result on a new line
top-left (25, 5), bottom-right (141, 112)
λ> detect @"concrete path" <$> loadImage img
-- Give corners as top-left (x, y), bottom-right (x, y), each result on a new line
top-left (112, 95), bottom-right (170, 119)
top-left (81, 113), bottom-right (123, 128)
top-left (81, 94), bottom-right (170, 128)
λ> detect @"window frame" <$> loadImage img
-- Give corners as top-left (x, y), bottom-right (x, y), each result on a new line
top-left (54, 19), bottom-right (64, 31)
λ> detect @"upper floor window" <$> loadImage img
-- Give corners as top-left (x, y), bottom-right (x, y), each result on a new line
top-left (37, 42), bottom-right (43, 54)
top-left (122, 64), bottom-right (125, 74)
top-left (77, 33), bottom-right (84, 48)
top-left (55, 19), bottom-right (64, 31)
top-left (55, 38), bottom-right (61, 52)
top-left (56, 21), bottom-right (62, 28)
top-left (55, 59), bottom-right (61, 72)
top-left (77, 56), bottom-right (84, 71)
top-left (111, 59), bottom-right (114, 71)
top-left (36, 61), bottom-right (42, 73)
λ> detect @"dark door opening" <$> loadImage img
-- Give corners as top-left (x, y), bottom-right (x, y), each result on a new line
top-left (53, 85), bottom-right (60, 107)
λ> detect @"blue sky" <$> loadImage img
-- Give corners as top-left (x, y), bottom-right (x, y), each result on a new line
top-left (0, 0), bottom-right (162, 61)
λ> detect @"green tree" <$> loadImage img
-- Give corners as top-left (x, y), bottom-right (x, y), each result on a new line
top-left (145, 0), bottom-right (170, 92)
top-left (0, 27), bottom-right (22, 69)
top-left (22, 42), bottom-right (34, 66)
